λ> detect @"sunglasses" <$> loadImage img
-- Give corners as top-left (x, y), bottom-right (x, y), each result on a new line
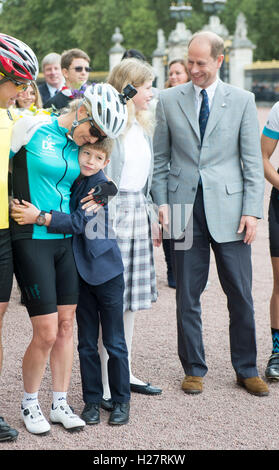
top-left (89, 121), bottom-right (107, 142)
top-left (0, 73), bottom-right (30, 91)
top-left (71, 66), bottom-right (92, 73)
top-left (11, 78), bottom-right (31, 91)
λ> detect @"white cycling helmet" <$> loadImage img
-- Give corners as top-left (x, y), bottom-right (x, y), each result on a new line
top-left (84, 83), bottom-right (128, 138)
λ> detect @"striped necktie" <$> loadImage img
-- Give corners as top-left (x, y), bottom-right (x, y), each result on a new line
top-left (199, 89), bottom-right (209, 143)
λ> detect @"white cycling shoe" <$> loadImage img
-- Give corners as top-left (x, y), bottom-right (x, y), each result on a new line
top-left (50, 403), bottom-right (85, 432)
top-left (21, 403), bottom-right (51, 435)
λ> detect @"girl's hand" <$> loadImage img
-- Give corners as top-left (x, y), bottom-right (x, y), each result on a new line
top-left (152, 222), bottom-right (162, 247)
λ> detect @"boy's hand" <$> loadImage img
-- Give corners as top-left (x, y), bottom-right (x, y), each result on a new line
top-left (10, 199), bottom-right (40, 225)
top-left (81, 188), bottom-right (100, 213)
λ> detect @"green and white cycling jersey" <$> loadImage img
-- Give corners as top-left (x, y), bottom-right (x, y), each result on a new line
top-left (263, 101), bottom-right (279, 140)
top-left (10, 114), bottom-right (80, 240)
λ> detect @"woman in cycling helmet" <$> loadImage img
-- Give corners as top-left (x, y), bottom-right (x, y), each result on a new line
top-left (0, 33), bottom-right (38, 442)
top-left (92, 58), bottom-right (163, 406)
top-left (9, 82), bottom-right (127, 435)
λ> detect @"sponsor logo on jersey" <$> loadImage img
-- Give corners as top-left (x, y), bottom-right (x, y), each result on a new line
top-left (42, 135), bottom-right (56, 152)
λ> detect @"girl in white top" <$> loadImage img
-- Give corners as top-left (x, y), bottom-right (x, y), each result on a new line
top-left (99, 58), bottom-right (162, 401)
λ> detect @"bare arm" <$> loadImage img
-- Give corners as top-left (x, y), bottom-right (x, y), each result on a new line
top-left (10, 199), bottom-right (52, 226)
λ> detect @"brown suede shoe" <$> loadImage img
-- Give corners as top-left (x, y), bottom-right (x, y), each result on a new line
top-left (181, 376), bottom-right (203, 394)
top-left (236, 376), bottom-right (269, 396)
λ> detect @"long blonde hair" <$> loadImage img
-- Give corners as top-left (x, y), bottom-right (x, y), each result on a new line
top-left (16, 81), bottom-right (43, 109)
top-left (107, 58), bottom-right (155, 135)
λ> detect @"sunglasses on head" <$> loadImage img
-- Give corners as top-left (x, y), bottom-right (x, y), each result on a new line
top-left (89, 121), bottom-right (107, 142)
top-left (71, 66), bottom-right (92, 73)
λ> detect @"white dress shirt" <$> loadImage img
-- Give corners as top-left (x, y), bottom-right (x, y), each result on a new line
top-left (46, 80), bottom-right (65, 98)
top-left (193, 78), bottom-right (219, 118)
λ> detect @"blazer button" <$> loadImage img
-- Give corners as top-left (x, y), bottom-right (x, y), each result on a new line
top-left (192, 187), bottom-right (195, 191)
top-left (197, 145), bottom-right (201, 150)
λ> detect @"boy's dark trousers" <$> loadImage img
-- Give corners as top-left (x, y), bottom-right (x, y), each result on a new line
top-left (76, 273), bottom-right (130, 404)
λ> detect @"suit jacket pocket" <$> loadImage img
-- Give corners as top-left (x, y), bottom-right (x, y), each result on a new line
top-left (89, 239), bottom-right (114, 258)
top-left (226, 182), bottom-right (243, 195)
top-left (169, 166), bottom-right (181, 177)
top-left (168, 178), bottom-right (179, 192)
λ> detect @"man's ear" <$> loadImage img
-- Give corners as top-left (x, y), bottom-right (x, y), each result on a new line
top-left (62, 68), bottom-right (69, 80)
top-left (217, 54), bottom-right (224, 70)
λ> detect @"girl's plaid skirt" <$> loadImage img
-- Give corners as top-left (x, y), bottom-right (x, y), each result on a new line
top-left (114, 190), bottom-right (157, 312)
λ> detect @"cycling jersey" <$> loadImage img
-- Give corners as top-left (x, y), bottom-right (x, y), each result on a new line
top-left (0, 108), bottom-right (16, 229)
top-left (263, 102), bottom-right (279, 257)
top-left (263, 102), bottom-right (279, 140)
top-left (10, 115), bottom-right (80, 240)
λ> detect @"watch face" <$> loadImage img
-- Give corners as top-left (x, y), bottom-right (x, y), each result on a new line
top-left (36, 215), bottom-right (45, 226)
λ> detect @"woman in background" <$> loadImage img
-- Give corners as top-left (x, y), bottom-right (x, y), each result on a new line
top-left (165, 58), bottom-right (189, 89)
top-left (14, 81), bottom-right (45, 116)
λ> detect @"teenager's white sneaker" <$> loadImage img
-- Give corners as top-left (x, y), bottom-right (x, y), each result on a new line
top-left (50, 403), bottom-right (85, 431)
top-left (21, 403), bottom-right (51, 435)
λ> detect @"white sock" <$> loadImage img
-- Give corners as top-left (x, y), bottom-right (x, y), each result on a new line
top-left (52, 391), bottom-right (67, 408)
top-left (124, 310), bottom-right (146, 386)
top-left (22, 391), bottom-right (39, 409)
top-left (98, 326), bottom-right (111, 400)
top-left (99, 310), bottom-right (146, 398)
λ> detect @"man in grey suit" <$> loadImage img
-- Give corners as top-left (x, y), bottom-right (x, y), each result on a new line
top-left (152, 31), bottom-right (269, 396)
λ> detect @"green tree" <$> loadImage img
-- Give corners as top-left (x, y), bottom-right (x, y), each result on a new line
top-left (1, 0), bottom-right (279, 70)
top-left (0, 0), bottom-right (82, 60)
top-left (220, 0), bottom-right (279, 60)
top-left (71, 1), bottom-right (129, 71)
top-left (121, 0), bottom-right (157, 62)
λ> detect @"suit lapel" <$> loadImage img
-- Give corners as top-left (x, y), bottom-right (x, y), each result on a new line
top-left (175, 81), bottom-right (231, 142)
top-left (204, 81), bottom-right (231, 140)
top-left (177, 84), bottom-right (200, 140)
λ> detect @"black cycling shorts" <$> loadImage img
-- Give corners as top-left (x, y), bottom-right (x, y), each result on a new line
top-left (12, 237), bottom-right (79, 317)
top-left (269, 189), bottom-right (279, 257)
top-left (0, 229), bottom-right (13, 303)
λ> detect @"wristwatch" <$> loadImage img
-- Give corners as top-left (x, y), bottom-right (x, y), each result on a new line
top-left (36, 210), bottom-right (46, 226)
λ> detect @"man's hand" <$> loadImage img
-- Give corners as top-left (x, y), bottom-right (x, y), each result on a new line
top-left (237, 215), bottom-right (258, 244)
top-left (158, 204), bottom-right (169, 233)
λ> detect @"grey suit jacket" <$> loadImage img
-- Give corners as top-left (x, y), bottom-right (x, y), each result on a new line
top-left (151, 80), bottom-right (264, 242)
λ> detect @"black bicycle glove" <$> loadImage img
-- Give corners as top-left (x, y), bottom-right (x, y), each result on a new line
top-left (92, 181), bottom-right (118, 206)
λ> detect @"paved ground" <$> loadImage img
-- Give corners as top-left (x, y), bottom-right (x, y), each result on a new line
top-left (1, 106), bottom-right (278, 453)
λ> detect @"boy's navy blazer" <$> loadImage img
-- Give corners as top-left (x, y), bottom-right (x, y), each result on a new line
top-left (47, 170), bottom-right (123, 286)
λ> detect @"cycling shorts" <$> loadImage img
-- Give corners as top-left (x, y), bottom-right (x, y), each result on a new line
top-left (0, 229), bottom-right (13, 303)
top-left (12, 238), bottom-right (79, 317)
top-left (269, 188), bottom-right (279, 257)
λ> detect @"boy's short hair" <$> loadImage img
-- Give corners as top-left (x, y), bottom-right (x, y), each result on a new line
top-left (61, 48), bottom-right (90, 70)
top-left (80, 138), bottom-right (114, 161)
